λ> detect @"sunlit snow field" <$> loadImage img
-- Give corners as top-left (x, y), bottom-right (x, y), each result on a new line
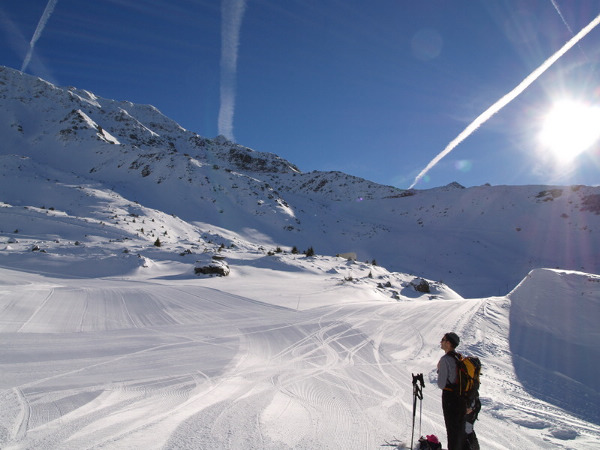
top-left (1, 248), bottom-right (599, 449)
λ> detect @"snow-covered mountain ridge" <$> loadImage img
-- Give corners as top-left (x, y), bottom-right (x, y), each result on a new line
top-left (2, 65), bottom-right (600, 449)
top-left (1, 65), bottom-right (599, 297)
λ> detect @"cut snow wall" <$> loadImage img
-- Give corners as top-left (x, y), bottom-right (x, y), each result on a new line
top-left (508, 268), bottom-right (600, 424)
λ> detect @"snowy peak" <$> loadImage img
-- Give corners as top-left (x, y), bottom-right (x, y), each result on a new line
top-left (57, 108), bottom-right (120, 145)
top-left (0, 66), bottom-right (298, 172)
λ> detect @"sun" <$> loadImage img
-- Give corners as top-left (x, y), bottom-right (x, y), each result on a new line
top-left (538, 100), bottom-right (600, 162)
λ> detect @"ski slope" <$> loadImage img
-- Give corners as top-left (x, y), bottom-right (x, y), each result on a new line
top-left (1, 255), bottom-right (599, 449)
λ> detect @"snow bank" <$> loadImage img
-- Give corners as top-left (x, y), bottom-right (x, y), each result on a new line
top-left (509, 268), bottom-right (600, 423)
top-left (0, 252), bottom-right (152, 279)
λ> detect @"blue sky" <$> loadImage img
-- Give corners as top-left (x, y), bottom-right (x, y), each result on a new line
top-left (1, 0), bottom-right (599, 189)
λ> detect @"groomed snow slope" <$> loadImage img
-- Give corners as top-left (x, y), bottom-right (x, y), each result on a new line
top-left (0, 257), bottom-right (599, 449)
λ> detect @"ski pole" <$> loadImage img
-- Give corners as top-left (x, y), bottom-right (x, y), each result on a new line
top-left (410, 373), bottom-right (425, 450)
top-left (419, 386), bottom-right (423, 439)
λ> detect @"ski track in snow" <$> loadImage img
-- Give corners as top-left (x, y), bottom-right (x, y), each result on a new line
top-left (15, 289), bottom-right (55, 333)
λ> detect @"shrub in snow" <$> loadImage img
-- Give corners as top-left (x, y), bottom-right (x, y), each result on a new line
top-left (154, 238), bottom-right (161, 247)
top-left (195, 255), bottom-right (230, 277)
top-left (411, 278), bottom-right (431, 293)
top-left (194, 264), bottom-right (229, 276)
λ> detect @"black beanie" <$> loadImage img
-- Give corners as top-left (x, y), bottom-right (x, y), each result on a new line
top-left (445, 332), bottom-right (460, 347)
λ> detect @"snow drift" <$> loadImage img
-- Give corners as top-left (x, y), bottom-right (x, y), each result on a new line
top-left (509, 269), bottom-right (600, 424)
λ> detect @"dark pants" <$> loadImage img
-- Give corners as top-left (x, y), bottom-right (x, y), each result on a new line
top-left (442, 390), bottom-right (467, 450)
top-left (465, 430), bottom-right (480, 450)
top-left (464, 395), bottom-right (481, 449)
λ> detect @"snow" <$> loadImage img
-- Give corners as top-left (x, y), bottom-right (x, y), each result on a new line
top-left (1, 257), bottom-right (599, 449)
top-left (0, 65), bottom-right (599, 449)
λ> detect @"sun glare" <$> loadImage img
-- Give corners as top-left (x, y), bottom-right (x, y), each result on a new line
top-left (539, 100), bottom-right (600, 162)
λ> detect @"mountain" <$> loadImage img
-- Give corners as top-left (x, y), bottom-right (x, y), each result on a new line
top-left (1, 66), bottom-right (598, 297)
top-left (1, 66), bottom-right (600, 449)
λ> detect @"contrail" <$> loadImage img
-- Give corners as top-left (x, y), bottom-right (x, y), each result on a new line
top-left (218, 0), bottom-right (247, 141)
top-left (550, 0), bottom-right (588, 60)
top-left (409, 11), bottom-right (600, 189)
top-left (550, 0), bottom-right (574, 35)
top-left (21, 0), bottom-right (59, 73)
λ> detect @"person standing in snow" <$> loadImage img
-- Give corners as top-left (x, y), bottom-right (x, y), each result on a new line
top-left (437, 332), bottom-right (467, 450)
